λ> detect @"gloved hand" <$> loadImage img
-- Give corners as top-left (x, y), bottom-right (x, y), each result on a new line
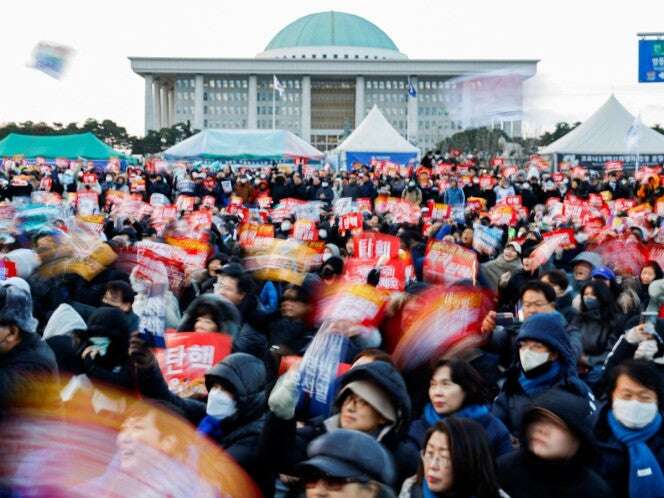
top-left (625, 324), bottom-right (651, 344)
top-left (268, 366), bottom-right (300, 420)
top-left (635, 339), bottom-right (658, 361)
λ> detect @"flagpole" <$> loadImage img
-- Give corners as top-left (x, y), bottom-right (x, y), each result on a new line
top-left (272, 82), bottom-right (276, 130)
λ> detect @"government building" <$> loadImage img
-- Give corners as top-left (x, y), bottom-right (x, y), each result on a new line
top-left (130, 11), bottom-right (538, 152)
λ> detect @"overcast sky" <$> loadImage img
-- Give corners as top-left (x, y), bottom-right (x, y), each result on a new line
top-left (3, 0), bottom-right (664, 136)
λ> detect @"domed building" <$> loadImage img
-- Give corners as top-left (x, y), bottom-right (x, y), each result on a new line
top-left (130, 11), bottom-right (538, 154)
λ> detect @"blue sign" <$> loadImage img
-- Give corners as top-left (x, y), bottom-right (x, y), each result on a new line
top-left (639, 39), bottom-right (664, 83)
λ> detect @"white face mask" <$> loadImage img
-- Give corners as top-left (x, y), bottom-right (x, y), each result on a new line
top-left (612, 399), bottom-right (658, 429)
top-left (519, 348), bottom-right (550, 372)
top-left (206, 387), bottom-right (237, 420)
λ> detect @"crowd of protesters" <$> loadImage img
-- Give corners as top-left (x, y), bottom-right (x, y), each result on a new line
top-left (2, 147), bottom-right (664, 498)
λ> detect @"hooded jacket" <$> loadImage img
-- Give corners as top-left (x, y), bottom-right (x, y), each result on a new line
top-left (260, 361), bottom-right (419, 489)
top-left (177, 294), bottom-right (241, 337)
top-left (135, 352), bottom-right (267, 481)
top-left (498, 389), bottom-right (613, 498)
top-left (492, 314), bottom-right (595, 434)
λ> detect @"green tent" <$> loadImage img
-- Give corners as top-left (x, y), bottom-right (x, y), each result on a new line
top-left (0, 132), bottom-right (129, 160)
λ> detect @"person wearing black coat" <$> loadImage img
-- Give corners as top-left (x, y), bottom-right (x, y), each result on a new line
top-left (261, 360), bottom-right (419, 492)
top-left (129, 347), bottom-right (270, 493)
top-left (497, 389), bottom-right (613, 498)
top-left (0, 282), bottom-right (58, 417)
top-left (492, 312), bottom-right (595, 435)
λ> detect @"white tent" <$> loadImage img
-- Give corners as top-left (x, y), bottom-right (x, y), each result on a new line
top-left (541, 95), bottom-right (664, 168)
top-left (334, 105), bottom-right (419, 167)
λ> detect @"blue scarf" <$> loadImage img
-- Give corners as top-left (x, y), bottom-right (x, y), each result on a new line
top-left (424, 402), bottom-right (490, 427)
top-left (421, 480), bottom-right (477, 498)
top-left (518, 361), bottom-right (561, 397)
top-left (197, 415), bottom-right (224, 441)
top-left (608, 410), bottom-right (664, 498)
top-left (421, 481), bottom-right (438, 498)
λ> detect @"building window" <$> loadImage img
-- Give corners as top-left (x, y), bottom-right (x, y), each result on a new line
top-left (333, 54), bottom-right (338, 59)
top-left (344, 54), bottom-right (349, 59)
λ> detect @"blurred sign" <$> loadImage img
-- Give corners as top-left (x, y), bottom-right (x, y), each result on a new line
top-left (639, 39), bottom-right (664, 83)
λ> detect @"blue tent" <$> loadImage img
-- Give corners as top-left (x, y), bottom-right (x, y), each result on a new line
top-left (163, 129), bottom-right (324, 162)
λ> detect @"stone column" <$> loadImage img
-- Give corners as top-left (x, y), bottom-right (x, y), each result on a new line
top-left (154, 80), bottom-right (162, 131)
top-left (144, 74), bottom-right (155, 133)
top-left (407, 76), bottom-right (418, 144)
top-left (355, 76), bottom-right (365, 128)
top-left (248, 75), bottom-right (257, 128)
top-left (301, 75), bottom-right (311, 140)
top-left (159, 85), bottom-right (168, 129)
top-left (194, 74), bottom-right (204, 130)
top-left (168, 87), bottom-right (176, 126)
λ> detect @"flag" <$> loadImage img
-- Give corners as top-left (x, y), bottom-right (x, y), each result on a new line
top-left (273, 75), bottom-right (285, 98)
top-left (28, 42), bottom-right (74, 80)
top-left (626, 114), bottom-right (642, 151)
top-left (407, 78), bottom-right (417, 98)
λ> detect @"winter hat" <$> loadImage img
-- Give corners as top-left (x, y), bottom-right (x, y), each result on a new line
top-left (322, 256), bottom-right (344, 276)
top-left (0, 284), bottom-right (38, 333)
top-left (522, 388), bottom-right (595, 458)
top-left (339, 380), bottom-right (397, 423)
top-left (0, 277), bottom-right (31, 296)
top-left (324, 243), bottom-right (341, 259)
top-left (571, 251), bottom-right (602, 270)
top-left (517, 312), bottom-right (567, 351)
top-left (296, 429), bottom-right (395, 486)
top-left (591, 266), bottom-right (616, 282)
top-left (5, 249), bottom-right (41, 279)
top-left (505, 241), bottom-right (522, 256)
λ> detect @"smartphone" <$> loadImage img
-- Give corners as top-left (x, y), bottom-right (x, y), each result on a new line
top-left (641, 312), bottom-right (659, 337)
top-left (495, 312), bottom-right (515, 327)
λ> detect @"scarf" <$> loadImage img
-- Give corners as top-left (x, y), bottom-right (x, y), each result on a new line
top-left (608, 410), bottom-right (664, 498)
top-left (197, 415), bottom-right (224, 441)
top-left (518, 361), bottom-right (561, 397)
top-left (422, 481), bottom-right (438, 498)
top-left (424, 402), bottom-right (490, 427)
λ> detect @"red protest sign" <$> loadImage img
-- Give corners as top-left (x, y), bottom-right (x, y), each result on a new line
top-left (155, 332), bottom-right (232, 396)
top-left (315, 282), bottom-right (388, 327)
top-left (614, 198), bottom-right (637, 214)
top-left (501, 166), bottom-right (517, 178)
top-left (82, 172), bottom-right (97, 185)
top-left (357, 198), bottom-right (373, 213)
top-left (501, 195), bottom-right (522, 208)
top-left (340, 212), bottom-right (363, 234)
top-left (175, 195), bottom-right (196, 213)
top-left (292, 220), bottom-right (318, 241)
top-left (490, 205), bottom-right (517, 226)
top-left (343, 258), bottom-right (413, 292)
top-left (353, 232), bottom-right (400, 260)
top-left (257, 195), bottom-right (273, 209)
top-left (427, 200), bottom-right (451, 221)
top-left (423, 241), bottom-right (478, 285)
top-left (391, 199), bottom-right (421, 224)
top-left (392, 286), bottom-right (495, 369)
top-left (238, 223), bottom-right (275, 248)
top-left (604, 160), bottom-right (624, 173)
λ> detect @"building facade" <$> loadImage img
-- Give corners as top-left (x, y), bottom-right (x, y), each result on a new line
top-left (130, 11), bottom-right (538, 152)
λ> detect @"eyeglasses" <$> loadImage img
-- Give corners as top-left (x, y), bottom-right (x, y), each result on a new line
top-left (421, 450), bottom-right (452, 467)
top-left (522, 301), bottom-right (550, 310)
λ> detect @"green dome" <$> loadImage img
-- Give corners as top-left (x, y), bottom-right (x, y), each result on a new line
top-left (265, 11), bottom-right (400, 52)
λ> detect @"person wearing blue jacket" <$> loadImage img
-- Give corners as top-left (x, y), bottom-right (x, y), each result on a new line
top-left (442, 177), bottom-right (466, 208)
top-left (408, 357), bottom-right (513, 458)
top-left (492, 312), bottom-right (596, 435)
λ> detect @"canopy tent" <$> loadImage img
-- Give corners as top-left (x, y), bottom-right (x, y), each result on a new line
top-left (0, 132), bottom-right (130, 161)
top-left (334, 105), bottom-right (419, 167)
top-left (540, 95), bottom-right (664, 169)
top-left (163, 129), bottom-right (324, 162)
